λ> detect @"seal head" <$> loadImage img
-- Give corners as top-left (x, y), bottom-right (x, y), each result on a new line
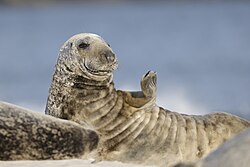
top-left (57, 33), bottom-right (118, 82)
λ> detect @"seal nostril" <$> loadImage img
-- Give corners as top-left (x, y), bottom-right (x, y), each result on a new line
top-left (105, 52), bottom-right (115, 63)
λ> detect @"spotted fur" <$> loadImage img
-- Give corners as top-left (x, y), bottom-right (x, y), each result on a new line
top-left (0, 101), bottom-right (98, 160)
top-left (46, 33), bottom-right (250, 167)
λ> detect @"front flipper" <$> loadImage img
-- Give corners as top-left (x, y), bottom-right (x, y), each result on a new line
top-left (141, 70), bottom-right (157, 98)
top-left (122, 70), bottom-right (157, 108)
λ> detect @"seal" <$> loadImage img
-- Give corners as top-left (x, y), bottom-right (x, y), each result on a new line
top-left (45, 33), bottom-right (250, 167)
top-left (0, 101), bottom-right (98, 160)
top-left (173, 128), bottom-right (250, 167)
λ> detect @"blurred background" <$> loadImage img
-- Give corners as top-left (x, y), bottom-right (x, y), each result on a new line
top-left (0, 0), bottom-right (250, 119)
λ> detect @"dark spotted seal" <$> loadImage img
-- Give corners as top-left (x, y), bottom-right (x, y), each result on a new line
top-left (0, 101), bottom-right (98, 160)
top-left (45, 33), bottom-right (250, 167)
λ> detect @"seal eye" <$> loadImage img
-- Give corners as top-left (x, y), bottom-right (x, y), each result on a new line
top-left (79, 42), bottom-right (90, 49)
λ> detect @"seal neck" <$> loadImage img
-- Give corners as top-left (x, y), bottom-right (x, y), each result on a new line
top-left (70, 74), bottom-right (114, 90)
top-left (54, 58), bottom-right (114, 89)
top-left (46, 66), bottom-right (115, 119)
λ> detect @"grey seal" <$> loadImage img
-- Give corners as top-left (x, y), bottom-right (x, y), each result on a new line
top-left (0, 101), bottom-right (98, 160)
top-left (45, 33), bottom-right (250, 167)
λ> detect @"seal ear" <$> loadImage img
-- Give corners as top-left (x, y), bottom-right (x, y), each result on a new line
top-left (57, 41), bottom-right (81, 73)
top-left (59, 42), bottom-right (72, 59)
top-left (59, 41), bottom-right (78, 64)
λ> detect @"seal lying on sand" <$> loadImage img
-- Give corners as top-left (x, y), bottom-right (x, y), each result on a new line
top-left (45, 33), bottom-right (250, 167)
top-left (0, 101), bottom-right (98, 160)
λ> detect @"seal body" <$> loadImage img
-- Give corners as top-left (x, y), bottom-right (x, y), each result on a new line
top-left (174, 128), bottom-right (250, 167)
top-left (0, 101), bottom-right (98, 160)
top-left (46, 33), bottom-right (250, 167)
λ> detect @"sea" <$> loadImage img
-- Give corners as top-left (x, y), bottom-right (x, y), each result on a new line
top-left (0, 1), bottom-right (250, 119)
